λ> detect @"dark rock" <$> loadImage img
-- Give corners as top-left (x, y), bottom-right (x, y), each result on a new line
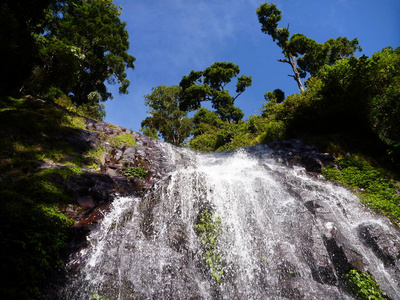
top-left (301, 155), bottom-right (323, 172)
top-left (311, 266), bottom-right (337, 285)
top-left (304, 200), bottom-right (323, 216)
top-left (167, 222), bottom-right (188, 252)
top-left (261, 139), bottom-right (336, 174)
top-left (358, 222), bottom-right (400, 267)
top-left (77, 195), bottom-right (95, 209)
top-left (323, 236), bottom-right (362, 278)
top-left (76, 204), bottom-right (111, 227)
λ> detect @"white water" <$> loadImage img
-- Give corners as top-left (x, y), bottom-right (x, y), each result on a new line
top-left (62, 147), bottom-right (400, 299)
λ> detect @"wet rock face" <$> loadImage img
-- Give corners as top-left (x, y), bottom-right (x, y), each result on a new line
top-left (358, 222), bottom-right (400, 267)
top-left (64, 134), bottom-right (337, 244)
top-left (45, 125), bottom-right (400, 300)
top-left (266, 139), bottom-right (336, 173)
top-left (61, 118), bottom-right (198, 251)
top-left (71, 126), bottom-right (334, 229)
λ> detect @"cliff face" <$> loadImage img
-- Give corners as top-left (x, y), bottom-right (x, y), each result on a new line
top-left (62, 118), bottom-right (196, 239)
top-left (0, 96), bottom-right (195, 298)
top-left (65, 120), bottom-right (337, 235)
top-left (0, 96), bottom-right (382, 299)
top-left (0, 96), bottom-right (338, 254)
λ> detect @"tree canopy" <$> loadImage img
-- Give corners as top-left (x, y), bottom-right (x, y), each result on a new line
top-left (264, 89), bottom-right (285, 104)
top-left (141, 85), bottom-right (192, 145)
top-left (0, 0), bottom-right (57, 95)
top-left (1, 0), bottom-right (135, 109)
top-left (179, 62), bottom-right (252, 123)
top-left (256, 2), bottom-right (361, 91)
top-left (28, 0), bottom-right (136, 105)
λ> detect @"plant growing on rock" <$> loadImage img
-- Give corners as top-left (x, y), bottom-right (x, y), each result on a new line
top-left (322, 156), bottom-right (400, 226)
top-left (92, 294), bottom-right (110, 300)
top-left (194, 209), bottom-right (224, 283)
top-left (124, 166), bottom-right (148, 179)
top-left (345, 269), bottom-right (386, 300)
top-left (113, 134), bottom-right (136, 148)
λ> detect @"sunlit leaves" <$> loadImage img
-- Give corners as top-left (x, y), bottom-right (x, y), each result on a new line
top-left (179, 62), bottom-right (251, 123)
top-left (256, 2), bottom-right (361, 91)
top-left (141, 85), bottom-right (192, 145)
top-left (30, 0), bottom-right (135, 104)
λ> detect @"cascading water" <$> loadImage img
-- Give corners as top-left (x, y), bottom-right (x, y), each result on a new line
top-left (60, 145), bottom-right (400, 299)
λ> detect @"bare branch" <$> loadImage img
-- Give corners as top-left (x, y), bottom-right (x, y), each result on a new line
top-left (278, 58), bottom-right (290, 64)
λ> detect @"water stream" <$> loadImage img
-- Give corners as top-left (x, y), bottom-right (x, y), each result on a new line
top-left (60, 146), bottom-right (400, 299)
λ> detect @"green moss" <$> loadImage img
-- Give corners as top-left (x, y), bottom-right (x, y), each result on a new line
top-left (86, 145), bottom-right (105, 160)
top-left (113, 133), bottom-right (136, 148)
top-left (194, 209), bottom-right (224, 283)
top-left (322, 156), bottom-right (400, 226)
top-left (345, 269), bottom-right (386, 300)
top-left (124, 166), bottom-right (148, 179)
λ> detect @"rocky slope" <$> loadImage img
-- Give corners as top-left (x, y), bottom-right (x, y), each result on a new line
top-left (1, 96), bottom-right (397, 299)
top-left (65, 118), bottom-right (337, 236)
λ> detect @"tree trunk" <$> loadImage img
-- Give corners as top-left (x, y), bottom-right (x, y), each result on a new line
top-left (289, 55), bottom-right (305, 92)
top-left (278, 55), bottom-right (305, 92)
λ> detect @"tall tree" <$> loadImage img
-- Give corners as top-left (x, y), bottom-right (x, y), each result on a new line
top-left (27, 0), bottom-right (135, 104)
top-left (0, 0), bottom-right (57, 95)
top-left (256, 2), bottom-right (361, 92)
top-left (141, 85), bottom-right (192, 145)
top-left (179, 62), bottom-right (252, 123)
top-left (264, 88), bottom-right (285, 103)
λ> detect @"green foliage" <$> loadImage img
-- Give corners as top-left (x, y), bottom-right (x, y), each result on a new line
top-left (141, 85), bottom-right (192, 145)
top-left (194, 209), bottom-right (224, 283)
top-left (53, 89), bottom-right (106, 121)
top-left (256, 47), bottom-right (400, 169)
top-left (0, 96), bottom-right (109, 298)
top-left (23, 0), bottom-right (135, 106)
top-left (189, 115), bottom-right (257, 152)
top-left (92, 294), bottom-right (110, 300)
top-left (322, 156), bottom-right (400, 225)
top-left (0, 187), bottom-right (74, 299)
top-left (345, 270), bottom-right (386, 300)
top-left (0, 0), bottom-right (56, 96)
top-left (190, 132), bottom-right (220, 152)
top-left (257, 121), bottom-right (286, 143)
top-left (179, 62), bottom-right (251, 123)
top-left (124, 166), bottom-right (148, 179)
top-left (256, 2), bottom-right (361, 91)
top-left (113, 134), bottom-right (136, 148)
top-left (264, 89), bottom-right (285, 103)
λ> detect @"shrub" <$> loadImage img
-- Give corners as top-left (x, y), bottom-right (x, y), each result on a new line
top-left (194, 209), bottom-right (223, 283)
top-left (322, 156), bottom-right (400, 225)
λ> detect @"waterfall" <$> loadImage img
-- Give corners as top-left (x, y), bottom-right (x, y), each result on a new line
top-left (60, 145), bottom-right (400, 299)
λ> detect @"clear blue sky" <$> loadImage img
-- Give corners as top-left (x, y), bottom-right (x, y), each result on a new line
top-left (104, 0), bottom-right (400, 132)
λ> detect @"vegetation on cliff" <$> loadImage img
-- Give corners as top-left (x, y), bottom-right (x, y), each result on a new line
top-left (0, 0), bottom-right (399, 299)
top-left (0, 96), bottom-right (91, 298)
top-left (1, 0), bottom-right (137, 296)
